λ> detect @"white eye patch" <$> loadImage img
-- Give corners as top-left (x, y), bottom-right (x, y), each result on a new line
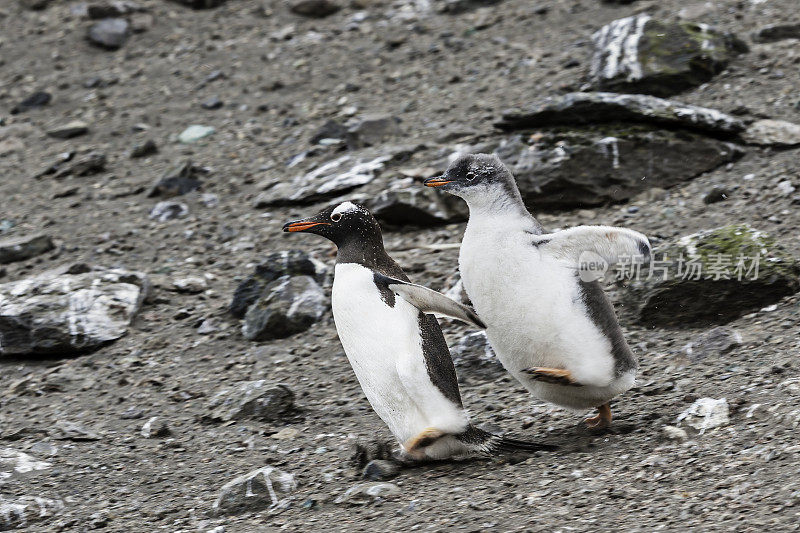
top-left (332, 201), bottom-right (360, 216)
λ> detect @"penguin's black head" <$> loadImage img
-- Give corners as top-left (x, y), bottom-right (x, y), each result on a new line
top-left (282, 201), bottom-right (382, 248)
top-left (423, 153), bottom-right (518, 203)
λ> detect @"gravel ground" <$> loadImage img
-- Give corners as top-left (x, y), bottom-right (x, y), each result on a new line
top-left (1, 0), bottom-right (799, 531)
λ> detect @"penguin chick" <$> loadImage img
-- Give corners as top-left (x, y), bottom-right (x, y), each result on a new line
top-left (283, 201), bottom-right (555, 459)
top-left (425, 154), bottom-right (651, 430)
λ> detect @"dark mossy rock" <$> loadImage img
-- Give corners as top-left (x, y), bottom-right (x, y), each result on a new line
top-left (229, 251), bottom-right (327, 318)
top-left (590, 15), bottom-right (748, 96)
top-left (622, 225), bottom-right (800, 327)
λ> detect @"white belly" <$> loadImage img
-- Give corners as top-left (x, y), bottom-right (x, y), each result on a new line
top-left (459, 223), bottom-right (632, 409)
top-left (332, 263), bottom-right (467, 442)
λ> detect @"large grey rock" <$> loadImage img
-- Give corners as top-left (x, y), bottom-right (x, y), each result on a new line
top-left (87, 18), bottom-right (130, 50)
top-left (212, 466), bottom-right (296, 516)
top-left (254, 155), bottom-right (390, 207)
top-left (677, 398), bottom-right (729, 434)
top-left (0, 496), bottom-right (64, 531)
top-left (589, 15), bottom-right (747, 96)
top-left (488, 129), bottom-right (742, 209)
top-left (741, 119), bottom-right (800, 148)
top-left (496, 92), bottom-right (746, 138)
top-left (242, 276), bottom-right (326, 340)
top-left (229, 251), bottom-right (327, 318)
top-left (622, 225), bottom-right (800, 327)
top-left (357, 179), bottom-right (467, 227)
top-left (0, 234), bottom-right (53, 265)
top-left (206, 381), bottom-right (296, 423)
top-left (0, 448), bottom-right (51, 482)
top-left (0, 265), bottom-right (149, 356)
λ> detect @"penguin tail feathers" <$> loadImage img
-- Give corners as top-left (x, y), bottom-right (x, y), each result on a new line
top-left (458, 427), bottom-right (557, 456)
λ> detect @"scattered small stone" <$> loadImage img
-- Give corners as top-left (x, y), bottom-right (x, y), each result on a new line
top-left (178, 125), bottom-right (215, 144)
top-left (201, 97), bottom-right (224, 110)
top-left (362, 460), bottom-right (400, 481)
top-left (703, 187), bottom-right (731, 204)
top-left (212, 466), bottom-right (296, 516)
top-left (677, 398), bottom-right (730, 434)
top-left (200, 193), bottom-right (219, 207)
top-left (87, 18), bottom-right (130, 50)
top-left (46, 120), bottom-right (89, 139)
top-left (777, 181), bottom-right (796, 196)
top-left (741, 119), bottom-right (800, 148)
top-left (335, 482), bottom-right (401, 505)
top-left (130, 11), bottom-right (154, 32)
top-left (242, 276), bottom-right (327, 341)
top-left (683, 327), bottom-right (743, 362)
top-left (172, 276), bottom-right (208, 294)
top-left (206, 381), bottom-right (297, 423)
top-left (10, 91), bottom-right (51, 114)
top-left (147, 160), bottom-right (205, 198)
top-left (130, 139), bottom-right (158, 158)
top-left (120, 407), bottom-right (144, 419)
top-left (752, 22), bottom-right (800, 43)
top-left (0, 233), bottom-right (54, 264)
top-left (289, 0), bottom-right (340, 18)
top-left (51, 420), bottom-right (101, 441)
top-left (140, 417), bottom-right (171, 438)
top-left (661, 426), bottom-right (689, 442)
top-left (149, 201), bottom-right (189, 222)
top-left (197, 319), bottom-right (218, 335)
top-left (449, 331), bottom-right (505, 381)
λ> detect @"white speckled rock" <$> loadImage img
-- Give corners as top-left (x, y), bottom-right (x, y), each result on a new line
top-left (0, 495), bottom-right (64, 531)
top-left (741, 119), bottom-right (800, 147)
top-left (0, 265), bottom-right (149, 356)
top-left (677, 398), bottom-right (730, 434)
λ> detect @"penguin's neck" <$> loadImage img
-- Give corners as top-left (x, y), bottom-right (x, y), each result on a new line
top-left (463, 187), bottom-right (542, 234)
top-left (335, 236), bottom-right (408, 280)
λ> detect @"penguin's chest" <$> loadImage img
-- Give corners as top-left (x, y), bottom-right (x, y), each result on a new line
top-left (331, 264), bottom-right (424, 429)
top-left (459, 231), bottom-right (612, 380)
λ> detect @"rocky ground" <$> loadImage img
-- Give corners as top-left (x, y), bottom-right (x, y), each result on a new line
top-left (1, 0), bottom-right (800, 531)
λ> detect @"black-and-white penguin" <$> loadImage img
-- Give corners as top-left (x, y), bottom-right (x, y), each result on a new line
top-left (425, 154), bottom-right (650, 429)
top-left (283, 201), bottom-right (555, 459)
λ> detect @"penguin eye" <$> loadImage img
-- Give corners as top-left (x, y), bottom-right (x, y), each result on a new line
top-left (331, 213), bottom-right (342, 222)
top-left (466, 172), bottom-right (476, 181)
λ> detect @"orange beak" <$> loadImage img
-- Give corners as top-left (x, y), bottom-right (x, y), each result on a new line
top-left (282, 221), bottom-right (330, 232)
top-left (423, 176), bottom-right (452, 187)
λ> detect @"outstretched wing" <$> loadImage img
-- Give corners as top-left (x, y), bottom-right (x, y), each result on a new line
top-left (373, 273), bottom-right (486, 329)
top-left (534, 225), bottom-right (651, 267)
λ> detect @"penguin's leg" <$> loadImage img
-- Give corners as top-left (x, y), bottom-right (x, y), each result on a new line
top-left (402, 428), bottom-right (447, 459)
top-left (522, 367), bottom-right (583, 387)
top-left (584, 402), bottom-right (612, 429)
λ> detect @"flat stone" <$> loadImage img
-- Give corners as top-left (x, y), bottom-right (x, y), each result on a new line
top-left (206, 381), bottom-right (297, 423)
top-left (741, 119), bottom-right (800, 147)
top-left (335, 482), bottom-right (401, 505)
top-left (10, 91), bottom-right (51, 115)
top-left (212, 466), bottom-right (296, 516)
top-left (0, 495), bottom-right (64, 531)
top-left (677, 398), bottom-right (730, 434)
top-left (0, 234), bottom-right (54, 264)
top-left (589, 15), bottom-right (747, 96)
top-left (683, 327), bottom-right (742, 362)
top-left (0, 265), bottom-right (149, 356)
top-left (289, 0), bottom-right (340, 18)
top-left (46, 121), bottom-right (89, 139)
top-left (51, 421), bottom-right (101, 441)
top-left (87, 18), bottom-right (130, 49)
top-left (622, 225), bottom-right (800, 327)
top-left (752, 23), bottom-right (800, 43)
top-left (496, 92), bottom-right (746, 138)
top-left (178, 125), bottom-right (215, 144)
top-left (242, 275), bottom-right (326, 340)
